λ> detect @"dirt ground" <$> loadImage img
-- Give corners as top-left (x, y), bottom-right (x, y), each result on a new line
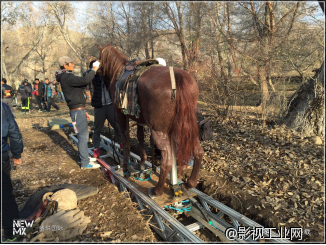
top-left (10, 102), bottom-right (154, 242)
top-left (9, 100), bottom-right (324, 242)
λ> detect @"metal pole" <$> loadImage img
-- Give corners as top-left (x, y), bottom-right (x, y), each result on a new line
top-left (170, 145), bottom-right (178, 186)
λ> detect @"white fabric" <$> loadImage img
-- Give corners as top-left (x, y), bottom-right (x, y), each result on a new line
top-left (92, 61), bottom-right (100, 68)
top-left (41, 209), bottom-right (91, 240)
top-left (51, 189), bottom-right (77, 210)
top-left (156, 58), bottom-right (166, 67)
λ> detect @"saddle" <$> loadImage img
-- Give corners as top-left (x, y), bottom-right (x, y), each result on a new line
top-left (115, 59), bottom-right (162, 117)
top-left (116, 59), bottom-right (160, 91)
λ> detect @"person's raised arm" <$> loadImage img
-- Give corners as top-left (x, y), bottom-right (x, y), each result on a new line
top-left (65, 61), bottom-right (100, 87)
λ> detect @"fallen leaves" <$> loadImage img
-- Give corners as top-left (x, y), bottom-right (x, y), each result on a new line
top-left (198, 109), bottom-right (324, 242)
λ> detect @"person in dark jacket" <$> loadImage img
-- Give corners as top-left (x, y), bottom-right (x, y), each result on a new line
top-left (44, 78), bottom-right (59, 112)
top-left (1, 78), bottom-right (15, 116)
top-left (1, 102), bottom-right (23, 242)
top-left (18, 79), bottom-right (32, 113)
top-left (55, 56), bottom-right (100, 169)
top-left (34, 78), bottom-right (46, 112)
top-left (86, 60), bottom-right (122, 158)
top-left (26, 80), bottom-right (33, 113)
top-left (40, 80), bottom-right (47, 111)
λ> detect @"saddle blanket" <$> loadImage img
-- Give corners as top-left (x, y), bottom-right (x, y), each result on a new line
top-left (115, 59), bottom-right (161, 118)
top-left (115, 79), bottom-right (140, 118)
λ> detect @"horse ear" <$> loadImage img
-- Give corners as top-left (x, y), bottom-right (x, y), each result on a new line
top-left (106, 43), bottom-right (112, 47)
top-left (97, 44), bottom-right (103, 50)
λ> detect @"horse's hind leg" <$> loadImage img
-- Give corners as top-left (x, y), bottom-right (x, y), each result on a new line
top-left (148, 130), bottom-right (172, 197)
top-left (183, 141), bottom-right (204, 190)
top-left (136, 125), bottom-right (147, 171)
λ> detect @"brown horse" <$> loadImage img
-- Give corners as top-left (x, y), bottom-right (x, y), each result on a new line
top-left (98, 43), bottom-right (204, 197)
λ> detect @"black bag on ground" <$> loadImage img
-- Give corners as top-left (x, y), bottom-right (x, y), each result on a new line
top-left (196, 108), bottom-right (213, 141)
top-left (198, 119), bottom-right (213, 141)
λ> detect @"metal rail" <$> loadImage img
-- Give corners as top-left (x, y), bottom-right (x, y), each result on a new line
top-left (69, 133), bottom-right (203, 242)
top-left (69, 133), bottom-right (291, 243)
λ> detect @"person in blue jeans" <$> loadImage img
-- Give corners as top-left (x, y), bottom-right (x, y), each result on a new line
top-left (44, 79), bottom-right (60, 112)
top-left (55, 81), bottom-right (65, 103)
top-left (55, 56), bottom-right (100, 169)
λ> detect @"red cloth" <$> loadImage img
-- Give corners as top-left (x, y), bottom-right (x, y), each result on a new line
top-left (35, 84), bottom-right (39, 96)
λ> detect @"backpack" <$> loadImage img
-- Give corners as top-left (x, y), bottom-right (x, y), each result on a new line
top-left (196, 108), bottom-right (213, 141)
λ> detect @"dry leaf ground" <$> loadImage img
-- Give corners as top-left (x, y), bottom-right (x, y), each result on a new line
top-left (9, 100), bottom-right (324, 242)
top-left (191, 103), bottom-right (324, 242)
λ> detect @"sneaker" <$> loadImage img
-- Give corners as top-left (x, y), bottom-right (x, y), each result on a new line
top-left (38, 109), bottom-right (42, 112)
top-left (94, 148), bottom-right (100, 158)
top-left (29, 110), bottom-right (33, 113)
top-left (81, 163), bottom-right (101, 169)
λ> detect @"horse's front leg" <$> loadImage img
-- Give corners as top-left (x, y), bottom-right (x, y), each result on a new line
top-left (136, 125), bottom-right (147, 171)
top-left (116, 111), bottom-right (130, 174)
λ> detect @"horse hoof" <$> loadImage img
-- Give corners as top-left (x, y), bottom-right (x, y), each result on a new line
top-left (148, 187), bottom-right (157, 199)
top-left (180, 183), bottom-right (190, 192)
top-left (139, 171), bottom-right (146, 180)
top-left (134, 163), bottom-right (145, 171)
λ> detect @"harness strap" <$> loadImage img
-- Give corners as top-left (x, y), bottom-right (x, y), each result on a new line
top-left (169, 67), bottom-right (176, 100)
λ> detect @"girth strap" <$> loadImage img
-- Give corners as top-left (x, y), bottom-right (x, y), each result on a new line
top-left (169, 67), bottom-right (176, 100)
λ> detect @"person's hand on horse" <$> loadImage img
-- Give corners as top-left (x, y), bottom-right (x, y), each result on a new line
top-left (13, 158), bottom-right (22, 166)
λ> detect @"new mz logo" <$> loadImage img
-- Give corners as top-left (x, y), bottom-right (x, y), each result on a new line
top-left (13, 220), bottom-right (34, 236)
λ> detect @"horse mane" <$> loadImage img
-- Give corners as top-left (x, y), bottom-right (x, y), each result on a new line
top-left (100, 44), bottom-right (129, 85)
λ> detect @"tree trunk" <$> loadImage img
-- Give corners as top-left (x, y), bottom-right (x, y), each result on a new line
top-left (6, 19), bottom-right (48, 83)
top-left (282, 61), bottom-right (324, 137)
top-left (259, 66), bottom-right (270, 104)
top-left (144, 42), bottom-right (150, 59)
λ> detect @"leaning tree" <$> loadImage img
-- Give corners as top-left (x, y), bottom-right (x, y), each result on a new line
top-left (282, 3), bottom-right (324, 138)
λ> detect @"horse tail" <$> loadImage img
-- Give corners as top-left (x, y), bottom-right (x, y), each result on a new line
top-left (171, 71), bottom-right (199, 170)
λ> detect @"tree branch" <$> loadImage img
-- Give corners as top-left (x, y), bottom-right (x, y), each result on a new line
top-left (10, 18), bottom-right (49, 77)
top-left (275, 3), bottom-right (298, 30)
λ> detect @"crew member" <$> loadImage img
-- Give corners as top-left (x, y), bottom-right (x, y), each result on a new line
top-left (18, 79), bottom-right (32, 114)
top-left (34, 78), bottom-right (46, 112)
top-left (1, 102), bottom-right (24, 242)
top-left (55, 56), bottom-right (100, 169)
top-left (1, 78), bottom-right (15, 116)
top-left (44, 78), bottom-right (60, 112)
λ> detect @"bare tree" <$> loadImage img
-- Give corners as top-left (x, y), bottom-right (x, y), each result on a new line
top-left (282, 3), bottom-right (324, 137)
top-left (2, 14), bottom-right (49, 84)
top-left (162, 2), bottom-right (190, 69)
top-left (49, 2), bottom-right (88, 75)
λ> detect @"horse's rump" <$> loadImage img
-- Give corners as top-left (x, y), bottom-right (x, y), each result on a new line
top-left (137, 66), bottom-right (199, 167)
